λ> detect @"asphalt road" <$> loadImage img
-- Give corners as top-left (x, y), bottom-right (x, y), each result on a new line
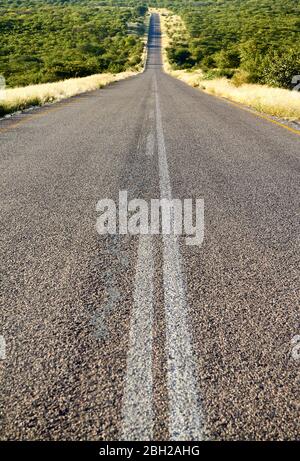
top-left (0, 13), bottom-right (299, 441)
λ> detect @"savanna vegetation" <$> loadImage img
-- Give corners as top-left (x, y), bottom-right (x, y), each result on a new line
top-left (0, 0), bottom-right (147, 88)
top-left (158, 6), bottom-right (300, 121)
top-left (2, 0), bottom-right (299, 90)
top-left (158, 0), bottom-right (300, 89)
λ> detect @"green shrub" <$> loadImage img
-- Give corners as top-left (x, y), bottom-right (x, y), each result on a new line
top-left (167, 45), bottom-right (195, 69)
top-left (231, 69), bottom-right (251, 86)
top-left (260, 49), bottom-right (300, 89)
top-left (214, 48), bottom-right (240, 70)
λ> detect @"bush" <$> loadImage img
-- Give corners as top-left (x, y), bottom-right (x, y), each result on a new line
top-left (200, 56), bottom-right (216, 70)
top-left (260, 49), bottom-right (300, 89)
top-left (167, 45), bottom-right (195, 68)
top-left (214, 48), bottom-right (240, 69)
top-left (231, 69), bottom-right (251, 86)
top-left (201, 69), bottom-right (222, 80)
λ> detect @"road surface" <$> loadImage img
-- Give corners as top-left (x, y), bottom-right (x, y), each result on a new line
top-left (0, 13), bottom-right (299, 441)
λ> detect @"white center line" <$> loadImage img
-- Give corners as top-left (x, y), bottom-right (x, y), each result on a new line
top-left (154, 75), bottom-right (203, 441)
top-left (121, 235), bottom-right (154, 441)
top-left (121, 71), bottom-right (203, 441)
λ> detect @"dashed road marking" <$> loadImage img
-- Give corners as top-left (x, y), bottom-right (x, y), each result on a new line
top-left (146, 132), bottom-right (155, 157)
top-left (0, 335), bottom-right (6, 360)
top-left (121, 235), bottom-right (155, 441)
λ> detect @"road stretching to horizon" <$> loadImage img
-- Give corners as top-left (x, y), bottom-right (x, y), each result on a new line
top-left (0, 13), bottom-right (299, 441)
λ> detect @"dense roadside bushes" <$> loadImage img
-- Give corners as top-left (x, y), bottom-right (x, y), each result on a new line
top-left (159, 10), bottom-right (300, 121)
top-left (1, 0), bottom-right (299, 90)
top-left (0, 0), bottom-right (147, 87)
top-left (159, 0), bottom-right (300, 89)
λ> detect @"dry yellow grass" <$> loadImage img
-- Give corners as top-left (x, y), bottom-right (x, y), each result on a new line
top-left (0, 71), bottom-right (138, 117)
top-left (196, 78), bottom-right (300, 120)
top-left (156, 9), bottom-right (300, 121)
